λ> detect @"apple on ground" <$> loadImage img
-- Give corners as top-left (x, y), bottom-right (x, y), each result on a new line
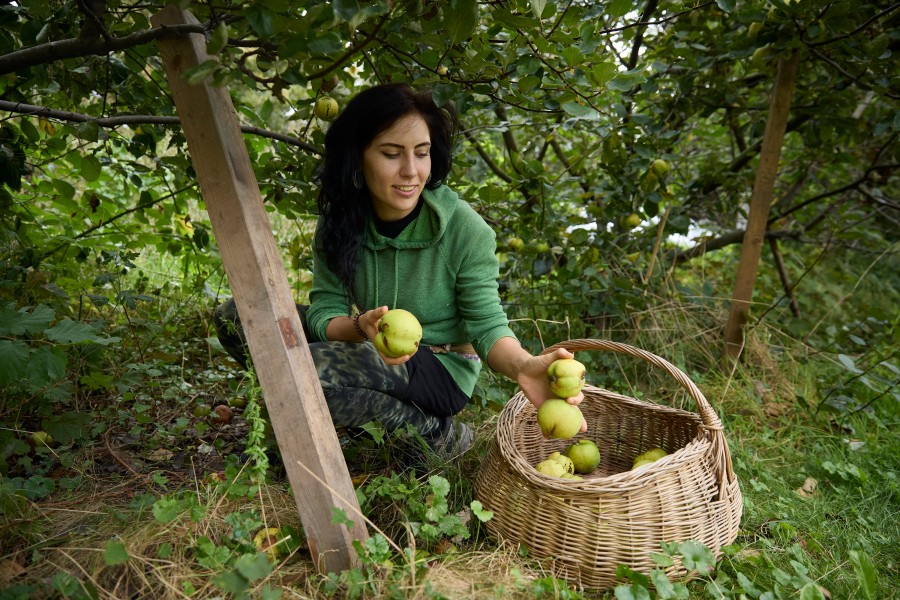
top-left (537, 399), bottom-right (583, 439)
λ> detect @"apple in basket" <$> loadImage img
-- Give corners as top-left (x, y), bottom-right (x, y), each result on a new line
top-left (564, 439), bottom-right (601, 474)
top-left (537, 399), bottom-right (583, 439)
top-left (631, 447), bottom-right (668, 470)
top-left (546, 451), bottom-right (575, 474)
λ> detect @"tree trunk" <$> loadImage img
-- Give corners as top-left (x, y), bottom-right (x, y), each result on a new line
top-left (723, 52), bottom-right (801, 362)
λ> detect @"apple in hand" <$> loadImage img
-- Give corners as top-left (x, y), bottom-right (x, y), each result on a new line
top-left (547, 358), bottom-right (586, 398)
top-left (373, 309), bottom-right (422, 358)
top-left (537, 399), bottom-right (583, 439)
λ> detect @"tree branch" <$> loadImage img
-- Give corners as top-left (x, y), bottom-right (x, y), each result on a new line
top-left (462, 128), bottom-right (512, 183)
top-left (627, 0), bottom-right (658, 70)
top-left (0, 24), bottom-right (207, 77)
top-left (0, 100), bottom-right (321, 155)
top-left (673, 228), bottom-right (802, 264)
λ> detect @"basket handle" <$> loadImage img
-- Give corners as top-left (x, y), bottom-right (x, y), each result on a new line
top-left (542, 339), bottom-right (737, 491)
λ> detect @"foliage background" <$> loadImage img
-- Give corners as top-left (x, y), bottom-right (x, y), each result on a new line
top-left (1, 0), bottom-right (897, 598)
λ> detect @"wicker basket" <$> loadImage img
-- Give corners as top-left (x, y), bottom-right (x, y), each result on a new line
top-left (474, 339), bottom-right (742, 590)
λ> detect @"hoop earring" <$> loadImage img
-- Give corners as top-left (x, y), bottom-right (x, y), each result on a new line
top-left (352, 170), bottom-right (363, 190)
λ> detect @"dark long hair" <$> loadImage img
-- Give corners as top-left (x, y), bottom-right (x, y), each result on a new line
top-left (315, 83), bottom-right (458, 307)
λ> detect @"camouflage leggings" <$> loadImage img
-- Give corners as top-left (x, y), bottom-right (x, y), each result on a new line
top-left (213, 299), bottom-right (450, 439)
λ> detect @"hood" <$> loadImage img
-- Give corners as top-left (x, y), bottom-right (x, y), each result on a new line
top-left (364, 185), bottom-right (460, 249)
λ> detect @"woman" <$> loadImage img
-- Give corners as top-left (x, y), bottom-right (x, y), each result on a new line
top-left (215, 83), bottom-right (584, 458)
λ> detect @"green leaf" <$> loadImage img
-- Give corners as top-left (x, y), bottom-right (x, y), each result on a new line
top-left (333, 0), bottom-right (361, 22)
top-left (0, 303), bottom-right (55, 335)
top-left (679, 540), bottom-right (715, 575)
top-left (562, 102), bottom-right (598, 119)
top-left (234, 552), bottom-right (273, 581)
top-left (614, 583), bottom-right (652, 600)
top-left (849, 550), bottom-right (878, 599)
top-left (44, 320), bottom-right (118, 345)
top-left (715, 0), bottom-right (736, 12)
top-left (445, 0), bottom-right (479, 45)
top-left (607, 0), bottom-right (632, 18)
top-left (43, 411), bottom-right (93, 445)
top-left (0, 340), bottom-right (30, 385)
top-left (799, 582), bottom-right (826, 600)
top-left (607, 68), bottom-right (647, 91)
top-left (104, 540), bottom-right (130, 566)
top-left (28, 346), bottom-right (67, 386)
top-left (470, 500), bottom-right (494, 522)
top-left (649, 569), bottom-right (675, 598)
top-left (244, 4), bottom-right (274, 38)
top-left (213, 569), bottom-right (249, 596)
top-left (81, 154), bottom-right (102, 182)
top-left (837, 353), bottom-right (863, 374)
top-left (530, 0), bottom-right (547, 19)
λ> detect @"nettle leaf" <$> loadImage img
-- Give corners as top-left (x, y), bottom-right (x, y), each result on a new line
top-left (445, 0), bottom-right (478, 45)
top-left (0, 340), bottom-right (30, 385)
top-left (44, 320), bottom-right (119, 345)
top-left (103, 540), bottom-right (130, 566)
top-left (27, 346), bottom-right (67, 387)
top-left (0, 303), bottom-right (55, 335)
top-left (43, 411), bottom-right (93, 445)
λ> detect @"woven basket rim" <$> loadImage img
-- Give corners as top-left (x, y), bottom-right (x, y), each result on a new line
top-left (496, 389), bottom-right (713, 492)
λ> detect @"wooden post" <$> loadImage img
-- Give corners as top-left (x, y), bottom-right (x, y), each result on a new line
top-left (723, 52), bottom-right (800, 362)
top-left (152, 5), bottom-right (367, 573)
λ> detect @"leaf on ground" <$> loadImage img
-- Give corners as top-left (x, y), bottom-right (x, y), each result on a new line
top-left (103, 540), bottom-right (130, 566)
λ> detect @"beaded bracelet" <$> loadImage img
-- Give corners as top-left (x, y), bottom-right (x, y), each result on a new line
top-left (353, 313), bottom-right (368, 341)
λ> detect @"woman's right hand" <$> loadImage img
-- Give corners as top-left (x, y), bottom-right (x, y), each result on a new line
top-left (367, 306), bottom-right (417, 365)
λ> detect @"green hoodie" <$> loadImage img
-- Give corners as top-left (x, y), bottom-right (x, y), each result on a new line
top-left (307, 185), bottom-right (518, 397)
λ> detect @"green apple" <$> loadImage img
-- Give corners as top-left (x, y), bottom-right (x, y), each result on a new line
top-left (314, 96), bottom-right (339, 120)
top-left (547, 451), bottom-right (575, 474)
top-left (650, 159), bottom-right (670, 177)
top-left (634, 448), bottom-right (667, 463)
top-left (537, 399), bottom-right (583, 439)
top-left (31, 431), bottom-right (54, 447)
top-left (535, 458), bottom-right (568, 478)
top-left (373, 309), bottom-right (422, 358)
top-left (631, 458), bottom-right (655, 470)
top-left (547, 358), bottom-right (586, 399)
top-left (631, 448), bottom-right (667, 470)
top-left (561, 472), bottom-right (583, 480)
top-left (192, 404), bottom-right (212, 417)
top-left (564, 439), bottom-right (601, 474)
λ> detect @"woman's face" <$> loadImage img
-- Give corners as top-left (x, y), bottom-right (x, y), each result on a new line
top-left (362, 113), bottom-right (432, 222)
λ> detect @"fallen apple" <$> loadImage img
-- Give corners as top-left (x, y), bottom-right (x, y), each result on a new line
top-left (30, 431), bottom-right (54, 447)
top-left (547, 358), bottom-right (586, 399)
top-left (253, 527), bottom-right (286, 562)
top-left (211, 405), bottom-right (233, 424)
top-left (373, 309), bottom-right (422, 358)
top-left (537, 399), bottom-right (583, 439)
top-left (564, 439), bottom-right (601, 474)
